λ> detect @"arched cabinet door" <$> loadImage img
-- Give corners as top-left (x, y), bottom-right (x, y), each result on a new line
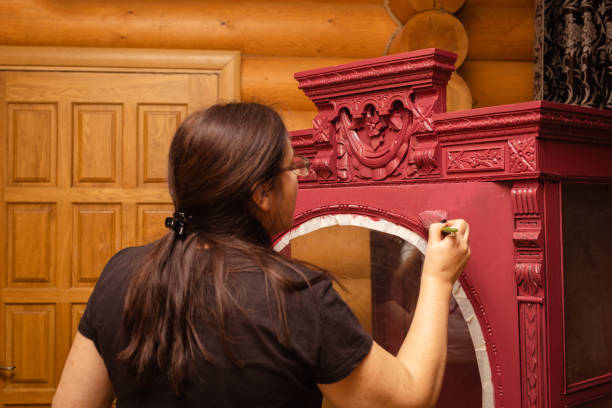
top-left (276, 214), bottom-right (494, 408)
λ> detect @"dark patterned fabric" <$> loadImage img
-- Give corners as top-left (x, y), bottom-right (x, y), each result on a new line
top-left (533, 0), bottom-right (612, 109)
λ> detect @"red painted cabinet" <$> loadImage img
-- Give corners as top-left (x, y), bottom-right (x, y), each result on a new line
top-left (277, 49), bottom-right (612, 408)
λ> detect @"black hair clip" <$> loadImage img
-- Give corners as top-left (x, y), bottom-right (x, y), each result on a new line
top-left (165, 211), bottom-right (192, 238)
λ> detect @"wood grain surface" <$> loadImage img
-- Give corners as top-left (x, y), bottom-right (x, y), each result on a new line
top-left (459, 60), bottom-right (534, 108)
top-left (0, 0), bottom-right (396, 58)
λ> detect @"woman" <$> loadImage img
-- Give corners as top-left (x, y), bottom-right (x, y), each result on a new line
top-left (53, 103), bottom-right (470, 408)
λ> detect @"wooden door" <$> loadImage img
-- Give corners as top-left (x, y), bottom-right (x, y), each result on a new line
top-left (0, 46), bottom-right (239, 406)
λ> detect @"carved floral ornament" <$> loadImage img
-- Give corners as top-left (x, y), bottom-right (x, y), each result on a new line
top-left (308, 91), bottom-right (440, 182)
top-left (329, 97), bottom-right (441, 181)
top-left (447, 148), bottom-right (504, 173)
top-left (335, 102), bottom-right (413, 181)
top-left (509, 138), bottom-right (537, 173)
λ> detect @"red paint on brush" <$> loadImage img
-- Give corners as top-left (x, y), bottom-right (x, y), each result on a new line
top-left (418, 210), bottom-right (448, 228)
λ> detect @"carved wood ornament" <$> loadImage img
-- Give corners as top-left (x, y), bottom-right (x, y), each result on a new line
top-left (512, 183), bottom-right (545, 408)
top-left (294, 49), bottom-right (455, 183)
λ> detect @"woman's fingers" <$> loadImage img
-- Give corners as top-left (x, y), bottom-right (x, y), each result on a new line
top-left (428, 221), bottom-right (445, 243)
top-left (424, 218), bottom-right (471, 285)
top-left (447, 219), bottom-right (468, 235)
top-left (447, 219), bottom-right (469, 245)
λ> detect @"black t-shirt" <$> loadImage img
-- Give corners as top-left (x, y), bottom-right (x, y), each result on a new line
top-left (79, 245), bottom-right (373, 407)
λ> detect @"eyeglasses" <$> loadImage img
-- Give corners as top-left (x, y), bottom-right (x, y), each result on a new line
top-left (280, 155), bottom-right (310, 177)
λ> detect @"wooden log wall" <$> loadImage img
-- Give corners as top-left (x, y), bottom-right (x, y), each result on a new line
top-left (457, 0), bottom-right (535, 108)
top-left (386, 0), bottom-right (535, 111)
top-left (0, 0), bottom-right (535, 129)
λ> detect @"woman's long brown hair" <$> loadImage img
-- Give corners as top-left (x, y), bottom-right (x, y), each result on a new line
top-left (118, 103), bottom-right (326, 393)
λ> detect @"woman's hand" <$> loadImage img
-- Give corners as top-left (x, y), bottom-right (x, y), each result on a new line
top-left (421, 219), bottom-right (471, 286)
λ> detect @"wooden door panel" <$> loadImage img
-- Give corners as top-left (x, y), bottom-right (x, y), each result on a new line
top-left (6, 204), bottom-right (56, 288)
top-left (0, 46), bottom-right (235, 405)
top-left (72, 104), bottom-right (123, 187)
top-left (72, 204), bottom-right (122, 287)
top-left (7, 103), bottom-right (57, 186)
top-left (137, 203), bottom-right (173, 245)
top-left (5, 304), bottom-right (55, 388)
top-left (138, 104), bottom-right (188, 186)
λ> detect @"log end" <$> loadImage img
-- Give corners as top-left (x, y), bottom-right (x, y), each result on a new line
top-left (387, 0), bottom-right (418, 25)
top-left (446, 72), bottom-right (472, 112)
top-left (388, 10), bottom-right (468, 67)
top-left (408, 0), bottom-right (466, 13)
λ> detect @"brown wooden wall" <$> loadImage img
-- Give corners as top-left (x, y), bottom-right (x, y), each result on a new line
top-left (0, 0), bottom-right (535, 130)
top-left (456, 0), bottom-right (535, 109)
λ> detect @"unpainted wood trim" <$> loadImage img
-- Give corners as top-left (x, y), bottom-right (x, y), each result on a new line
top-left (0, 46), bottom-right (239, 69)
top-left (0, 45), bottom-right (242, 101)
top-left (218, 51), bottom-right (241, 102)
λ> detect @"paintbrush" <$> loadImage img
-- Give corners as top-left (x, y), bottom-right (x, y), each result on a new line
top-left (418, 210), bottom-right (458, 234)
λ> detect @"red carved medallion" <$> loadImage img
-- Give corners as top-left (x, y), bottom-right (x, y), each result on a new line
top-left (509, 138), bottom-right (537, 173)
top-left (335, 103), bottom-right (412, 181)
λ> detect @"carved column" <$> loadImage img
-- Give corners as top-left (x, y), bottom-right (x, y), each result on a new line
top-left (511, 181), bottom-right (547, 408)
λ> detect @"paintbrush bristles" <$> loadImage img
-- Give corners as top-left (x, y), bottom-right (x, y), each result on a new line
top-left (418, 210), bottom-right (449, 228)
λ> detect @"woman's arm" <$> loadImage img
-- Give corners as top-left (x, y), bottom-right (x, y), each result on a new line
top-left (319, 219), bottom-right (470, 408)
top-left (53, 332), bottom-right (115, 408)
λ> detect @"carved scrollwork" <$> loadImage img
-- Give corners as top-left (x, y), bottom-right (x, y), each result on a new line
top-left (512, 180), bottom-right (545, 408)
top-left (411, 145), bottom-right (437, 175)
top-left (515, 263), bottom-right (543, 297)
top-left (291, 50), bottom-right (459, 185)
top-left (334, 103), bottom-right (412, 181)
top-left (336, 130), bottom-right (350, 181)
